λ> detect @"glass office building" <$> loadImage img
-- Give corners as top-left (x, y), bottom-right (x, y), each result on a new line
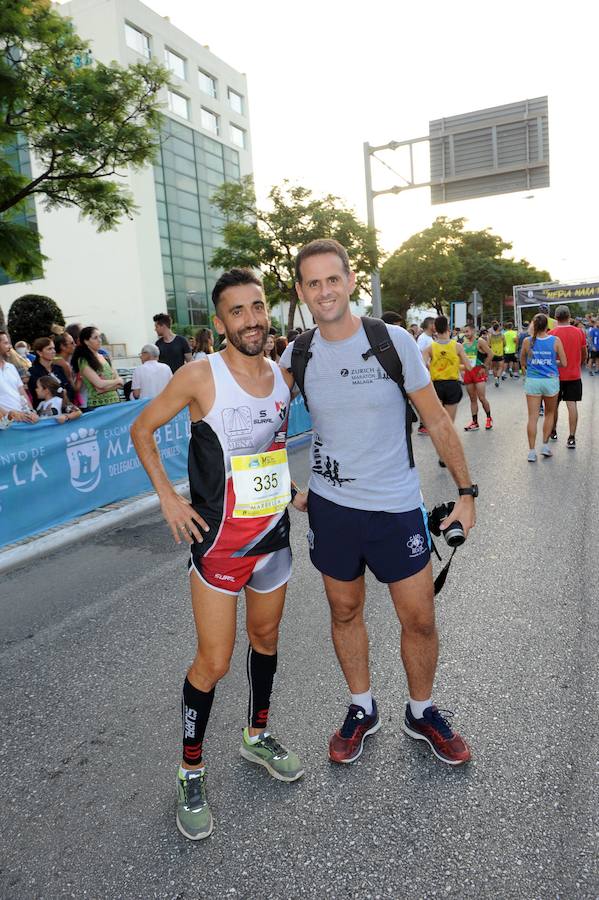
top-left (154, 116), bottom-right (241, 328)
top-left (0, 133), bottom-right (41, 286)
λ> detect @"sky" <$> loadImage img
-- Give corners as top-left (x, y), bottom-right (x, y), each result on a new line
top-left (76, 0), bottom-right (599, 284)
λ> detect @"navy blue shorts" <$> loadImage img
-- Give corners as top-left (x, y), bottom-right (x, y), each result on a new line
top-left (307, 491), bottom-right (431, 584)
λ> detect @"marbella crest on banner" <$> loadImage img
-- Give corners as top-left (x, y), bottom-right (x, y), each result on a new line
top-left (0, 400), bottom-right (190, 547)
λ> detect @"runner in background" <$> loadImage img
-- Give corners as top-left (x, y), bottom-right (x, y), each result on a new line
top-left (503, 322), bottom-right (519, 378)
top-left (462, 324), bottom-right (493, 431)
top-left (488, 322), bottom-right (505, 387)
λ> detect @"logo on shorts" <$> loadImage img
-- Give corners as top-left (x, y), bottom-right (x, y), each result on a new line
top-left (307, 529), bottom-right (315, 550)
top-left (214, 573), bottom-right (236, 582)
top-left (407, 533), bottom-right (426, 557)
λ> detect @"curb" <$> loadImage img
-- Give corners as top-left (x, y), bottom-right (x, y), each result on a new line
top-left (0, 431), bottom-right (312, 576)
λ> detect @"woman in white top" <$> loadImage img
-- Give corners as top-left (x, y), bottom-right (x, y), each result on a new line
top-left (192, 328), bottom-right (214, 361)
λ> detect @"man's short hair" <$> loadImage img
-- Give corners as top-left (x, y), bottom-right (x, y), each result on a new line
top-left (153, 313), bottom-right (171, 328)
top-left (295, 239), bottom-right (350, 283)
top-left (381, 310), bottom-right (403, 325)
top-left (555, 304), bottom-right (570, 321)
top-left (421, 316), bottom-right (434, 330)
top-left (141, 344), bottom-right (159, 358)
top-left (211, 267), bottom-right (263, 310)
top-left (435, 315), bottom-right (449, 334)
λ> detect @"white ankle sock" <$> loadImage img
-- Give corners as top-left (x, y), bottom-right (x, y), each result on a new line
top-left (409, 697), bottom-right (432, 719)
top-left (179, 764), bottom-right (204, 779)
top-left (351, 690), bottom-right (373, 715)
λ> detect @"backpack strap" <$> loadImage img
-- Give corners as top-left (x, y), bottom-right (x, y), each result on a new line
top-left (288, 328), bottom-right (317, 412)
top-left (360, 316), bottom-right (417, 468)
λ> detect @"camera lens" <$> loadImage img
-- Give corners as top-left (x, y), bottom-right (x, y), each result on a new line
top-left (443, 521), bottom-right (465, 547)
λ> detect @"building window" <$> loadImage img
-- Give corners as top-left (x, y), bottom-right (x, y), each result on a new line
top-left (201, 108), bottom-right (219, 135)
top-left (230, 124), bottom-right (245, 149)
top-left (198, 70), bottom-right (217, 98)
top-left (125, 23), bottom-right (151, 59)
top-left (228, 88), bottom-right (243, 114)
top-left (168, 89), bottom-right (189, 120)
top-left (164, 48), bottom-right (186, 80)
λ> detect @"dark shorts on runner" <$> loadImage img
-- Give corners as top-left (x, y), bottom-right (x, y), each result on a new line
top-left (307, 491), bottom-right (431, 583)
top-left (591, 350), bottom-right (599, 360)
top-left (433, 379), bottom-right (463, 405)
top-left (504, 353), bottom-right (517, 363)
top-left (189, 546), bottom-right (292, 596)
top-left (492, 354), bottom-right (504, 362)
top-left (463, 365), bottom-right (487, 385)
top-left (558, 379), bottom-right (583, 402)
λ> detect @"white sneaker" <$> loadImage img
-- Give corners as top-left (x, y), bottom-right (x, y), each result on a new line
top-left (527, 449), bottom-right (537, 462)
top-left (541, 444), bottom-right (552, 457)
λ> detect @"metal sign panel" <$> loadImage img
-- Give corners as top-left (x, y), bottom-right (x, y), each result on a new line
top-left (515, 281), bottom-right (599, 307)
top-left (429, 97), bottom-right (549, 204)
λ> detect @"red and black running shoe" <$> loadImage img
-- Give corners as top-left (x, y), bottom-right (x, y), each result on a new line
top-left (328, 701), bottom-right (381, 764)
top-left (402, 704), bottom-right (471, 766)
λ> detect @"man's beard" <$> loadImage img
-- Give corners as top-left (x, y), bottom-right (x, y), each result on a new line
top-left (226, 325), bottom-right (267, 357)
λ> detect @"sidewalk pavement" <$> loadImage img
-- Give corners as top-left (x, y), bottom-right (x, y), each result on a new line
top-left (0, 431), bottom-right (311, 576)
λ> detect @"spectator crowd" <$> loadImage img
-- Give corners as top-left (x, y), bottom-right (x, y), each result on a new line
top-left (2, 306), bottom-right (597, 431)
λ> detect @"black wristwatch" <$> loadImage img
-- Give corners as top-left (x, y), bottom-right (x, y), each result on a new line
top-left (290, 485), bottom-right (298, 502)
top-left (458, 484), bottom-right (479, 498)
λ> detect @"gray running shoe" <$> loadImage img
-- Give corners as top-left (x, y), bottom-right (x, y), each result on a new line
top-left (239, 728), bottom-right (304, 782)
top-left (176, 768), bottom-right (213, 841)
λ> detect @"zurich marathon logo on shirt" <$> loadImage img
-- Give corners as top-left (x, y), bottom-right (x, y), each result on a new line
top-left (407, 533), bottom-right (426, 557)
top-left (65, 427), bottom-right (101, 493)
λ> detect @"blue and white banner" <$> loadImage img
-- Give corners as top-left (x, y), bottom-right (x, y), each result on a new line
top-left (0, 396), bottom-right (311, 547)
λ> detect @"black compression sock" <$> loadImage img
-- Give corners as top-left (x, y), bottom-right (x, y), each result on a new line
top-left (247, 646), bottom-right (277, 730)
top-left (182, 677), bottom-right (214, 766)
top-left (472, 413), bottom-right (478, 424)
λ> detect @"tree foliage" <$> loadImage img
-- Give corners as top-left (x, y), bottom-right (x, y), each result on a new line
top-left (7, 293), bottom-right (65, 344)
top-left (381, 217), bottom-right (551, 321)
top-left (210, 177), bottom-right (378, 332)
top-left (0, 0), bottom-right (169, 279)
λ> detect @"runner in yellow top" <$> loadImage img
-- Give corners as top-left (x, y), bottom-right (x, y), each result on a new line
top-left (488, 321), bottom-right (505, 387)
top-left (503, 321), bottom-right (519, 378)
top-left (422, 315), bottom-right (471, 467)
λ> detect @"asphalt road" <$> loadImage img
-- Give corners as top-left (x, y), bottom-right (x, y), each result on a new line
top-left (1, 375), bottom-right (598, 899)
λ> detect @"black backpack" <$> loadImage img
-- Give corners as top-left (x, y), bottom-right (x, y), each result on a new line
top-left (289, 317), bottom-right (418, 468)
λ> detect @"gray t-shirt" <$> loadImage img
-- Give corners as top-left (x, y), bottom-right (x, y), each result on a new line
top-left (280, 323), bottom-right (430, 512)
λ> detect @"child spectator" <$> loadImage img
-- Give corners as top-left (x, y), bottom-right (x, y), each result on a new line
top-left (35, 375), bottom-right (82, 424)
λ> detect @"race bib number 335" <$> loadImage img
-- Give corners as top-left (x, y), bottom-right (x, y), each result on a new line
top-left (231, 449), bottom-right (291, 518)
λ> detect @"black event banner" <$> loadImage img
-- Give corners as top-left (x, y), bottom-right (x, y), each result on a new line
top-left (516, 282), bottom-right (599, 306)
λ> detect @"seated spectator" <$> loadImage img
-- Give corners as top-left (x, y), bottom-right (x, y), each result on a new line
top-left (14, 341), bottom-right (35, 364)
top-left (192, 328), bottom-right (214, 361)
top-left (131, 344), bottom-right (172, 400)
top-left (53, 332), bottom-right (78, 400)
top-left (35, 375), bottom-right (82, 424)
top-left (0, 330), bottom-right (39, 422)
top-left (71, 326), bottom-right (123, 410)
top-left (28, 337), bottom-right (71, 400)
top-left (381, 310), bottom-right (404, 327)
top-left (275, 336), bottom-right (288, 361)
top-left (264, 333), bottom-right (277, 361)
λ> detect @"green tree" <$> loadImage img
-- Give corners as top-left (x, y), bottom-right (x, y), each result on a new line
top-left (7, 293), bottom-right (65, 344)
top-left (381, 217), bottom-right (551, 321)
top-left (210, 177), bottom-right (378, 333)
top-left (0, 0), bottom-right (169, 280)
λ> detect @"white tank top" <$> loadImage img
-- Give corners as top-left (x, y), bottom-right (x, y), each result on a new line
top-left (202, 353), bottom-right (290, 470)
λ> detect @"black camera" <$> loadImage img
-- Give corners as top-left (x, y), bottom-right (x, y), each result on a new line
top-left (427, 502), bottom-right (465, 548)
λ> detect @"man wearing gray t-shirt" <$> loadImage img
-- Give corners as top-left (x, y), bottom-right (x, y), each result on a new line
top-left (280, 239), bottom-right (477, 767)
